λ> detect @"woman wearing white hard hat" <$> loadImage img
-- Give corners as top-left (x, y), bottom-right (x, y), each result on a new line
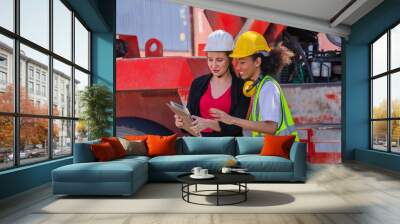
top-left (209, 31), bottom-right (299, 140)
top-left (174, 30), bottom-right (250, 136)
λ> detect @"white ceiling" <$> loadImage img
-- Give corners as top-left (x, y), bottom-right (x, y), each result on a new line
top-left (169, 0), bottom-right (384, 37)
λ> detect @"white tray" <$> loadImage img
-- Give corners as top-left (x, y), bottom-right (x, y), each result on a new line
top-left (190, 174), bottom-right (215, 179)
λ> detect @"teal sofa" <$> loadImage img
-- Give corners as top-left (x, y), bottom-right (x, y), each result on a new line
top-left (52, 137), bottom-right (306, 196)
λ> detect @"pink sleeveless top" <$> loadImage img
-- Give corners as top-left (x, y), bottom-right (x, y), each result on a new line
top-left (199, 82), bottom-right (232, 133)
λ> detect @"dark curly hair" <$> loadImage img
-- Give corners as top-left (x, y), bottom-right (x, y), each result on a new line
top-left (251, 43), bottom-right (294, 79)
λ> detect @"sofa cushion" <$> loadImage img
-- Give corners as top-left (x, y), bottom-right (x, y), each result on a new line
top-left (91, 142), bottom-right (118, 162)
top-left (178, 137), bottom-right (235, 155)
top-left (52, 159), bottom-right (147, 183)
top-left (73, 140), bottom-right (100, 163)
top-left (260, 135), bottom-right (296, 159)
top-left (148, 154), bottom-right (235, 172)
top-left (118, 138), bottom-right (147, 156)
top-left (101, 137), bottom-right (127, 158)
top-left (124, 135), bottom-right (148, 141)
top-left (115, 155), bottom-right (150, 164)
top-left (236, 155), bottom-right (293, 172)
top-left (235, 137), bottom-right (263, 155)
top-left (53, 163), bottom-right (133, 183)
top-left (147, 134), bottom-right (177, 157)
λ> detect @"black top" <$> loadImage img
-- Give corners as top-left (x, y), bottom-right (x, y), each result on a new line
top-left (177, 173), bottom-right (255, 185)
top-left (186, 73), bottom-right (250, 137)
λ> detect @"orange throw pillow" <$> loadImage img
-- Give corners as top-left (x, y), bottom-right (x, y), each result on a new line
top-left (260, 135), bottom-right (296, 159)
top-left (101, 137), bottom-right (127, 158)
top-left (124, 135), bottom-right (148, 141)
top-left (91, 142), bottom-right (117, 161)
top-left (146, 134), bottom-right (177, 157)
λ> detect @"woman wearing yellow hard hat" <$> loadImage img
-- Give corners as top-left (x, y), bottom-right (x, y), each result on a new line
top-left (174, 30), bottom-right (250, 136)
top-left (210, 31), bottom-right (299, 140)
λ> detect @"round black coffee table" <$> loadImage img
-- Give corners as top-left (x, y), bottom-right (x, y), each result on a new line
top-left (177, 173), bottom-right (255, 206)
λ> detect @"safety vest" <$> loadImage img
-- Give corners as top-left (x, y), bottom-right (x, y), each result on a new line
top-left (249, 75), bottom-right (299, 141)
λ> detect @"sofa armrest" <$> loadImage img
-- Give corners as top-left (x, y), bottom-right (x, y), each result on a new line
top-left (73, 140), bottom-right (100, 163)
top-left (289, 142), bottom-right (307, 181)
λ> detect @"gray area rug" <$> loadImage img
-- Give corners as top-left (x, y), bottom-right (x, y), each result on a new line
top-left (38, 183), bottom-right (362, 214)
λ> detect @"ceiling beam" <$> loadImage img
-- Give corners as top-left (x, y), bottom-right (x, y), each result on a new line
top-left (330, 0), bottom-right (368, 28)
top-left (65, 0), bottom-right (110, 32)
top-left (169, 0), bottom-right (351, 37)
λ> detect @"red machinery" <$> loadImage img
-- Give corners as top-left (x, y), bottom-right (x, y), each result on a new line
top-left (116, 56), bottom-right (209, 135)
top-left (299, 128), bottom-right (341, 163)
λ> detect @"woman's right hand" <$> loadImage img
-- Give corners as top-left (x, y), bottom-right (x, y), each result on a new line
top-left (209, 108), bottom-right (235, 125)
top-left (174, 114), bottom-right (184, 128)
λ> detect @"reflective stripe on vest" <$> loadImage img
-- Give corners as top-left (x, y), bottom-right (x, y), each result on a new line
top-left (249, 75), bottom-right (299, 141)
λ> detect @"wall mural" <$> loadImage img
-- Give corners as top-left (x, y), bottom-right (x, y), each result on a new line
top-left (115, 0), bottom-right (342, 163)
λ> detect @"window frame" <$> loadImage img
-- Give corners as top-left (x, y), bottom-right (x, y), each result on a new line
top-left (0, 0), bottom-right (92, 171)
top-left (370, 20), bottom-right (400, 154)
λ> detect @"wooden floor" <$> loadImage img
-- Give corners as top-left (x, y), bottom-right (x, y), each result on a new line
top-left (1, 162), bottom-right (400, 224)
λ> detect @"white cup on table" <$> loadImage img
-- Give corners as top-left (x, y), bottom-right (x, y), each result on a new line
top-left (199, 169), bottom-right (208, 176)
top-left (191, 167), bottom-right (202, 176)
top-left (221, 167), bottom-right (232, 174)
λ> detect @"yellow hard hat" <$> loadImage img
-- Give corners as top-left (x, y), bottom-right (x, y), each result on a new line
top-left (230, 31), bottom-right (271, 58)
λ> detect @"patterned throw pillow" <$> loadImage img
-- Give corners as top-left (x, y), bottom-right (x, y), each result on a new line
top-left (118, 137), bottom-right (147, 156)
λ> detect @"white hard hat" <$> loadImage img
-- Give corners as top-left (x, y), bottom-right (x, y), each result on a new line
top-left (204, 30), bottom-right (234, 52)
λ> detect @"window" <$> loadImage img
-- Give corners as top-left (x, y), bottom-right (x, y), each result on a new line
top-left (0, 0), bottom-right (14, 32)
top-left (20, 117), bottom-right (49, 165)
top-left (41, 73), bottom-right (46, 83)
top-left (42, 85), bottom-right (46, 97)
top-left (36, 83), bottom-right (40, 95)
top-left (0, 71), bottom-right (6, 85)
top-left (75, 18), bottom-right (90, 70)
top-left (28, 67), bottom-right (34, 80)
top-left (0, 0), bottom-right (91, 170)
top-left (0, 57), bottom-right (7, 88)
top-left (0, 116), bottom-right (13, 170)
top-left (35, 70), bottom-right (41, 81)
top-left (20, 0), bottom-right (49, 49)
top-left (53, 119), bottom-right (72, 158)
top-left (0, 35), bottom-right (13, 113)
top-left (53, 59), bottom-right (72, 117)
top-left (28, 81), bottom-right (34, 94)
top-left (0, 55), bottom-right (7, 67)
top-left (391, 23), bottom-right (400, 70)
top-left (0, 54), bottom-right (8, 87)
top-left (53, 0), bottom-right (72, 60)
top-left (74, 69), bottom-right (89, 118)
top-left (371, 23), bottom-right (400, 153)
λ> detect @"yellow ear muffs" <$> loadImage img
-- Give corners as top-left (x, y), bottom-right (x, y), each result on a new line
top-left (243, 80), bottom-right (256, 97)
